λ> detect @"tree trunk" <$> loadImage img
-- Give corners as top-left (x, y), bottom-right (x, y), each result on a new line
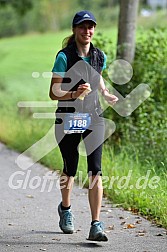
top-left (117, 0), bottom-right (139, 63)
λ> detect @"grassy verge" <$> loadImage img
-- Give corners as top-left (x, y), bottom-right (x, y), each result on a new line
top-left (0, 31), bottom-right (166, 228)
top-left (102, 147), bottom-right (167, 227)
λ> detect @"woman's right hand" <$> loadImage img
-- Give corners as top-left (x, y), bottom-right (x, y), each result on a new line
top-left (73, 83), bottom-right (91, 99)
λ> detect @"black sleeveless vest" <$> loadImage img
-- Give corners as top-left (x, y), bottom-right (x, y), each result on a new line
top-left (56, 42), bottom-right (104, 114)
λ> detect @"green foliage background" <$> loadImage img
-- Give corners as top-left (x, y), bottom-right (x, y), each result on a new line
top-left (94, 28), bottom-right (167, 168)
top-left (0, 0), bottom-right (167, 38)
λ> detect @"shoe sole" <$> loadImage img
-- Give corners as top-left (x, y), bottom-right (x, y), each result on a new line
top-left (60, 227), bottom-right (74, 234)
top-left (87, 233), bottom-right (108, 242)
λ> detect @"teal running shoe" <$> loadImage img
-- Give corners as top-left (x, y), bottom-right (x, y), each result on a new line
top-left (58, 203), bottom-right (74, 234)
top-left (87, 221), bottom-right (108, 242)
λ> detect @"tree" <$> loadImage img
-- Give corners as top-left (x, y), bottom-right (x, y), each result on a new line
top-left (117, 0), bottom-right (139, 63)
top-left (0, 0), bottom-right (33, 15)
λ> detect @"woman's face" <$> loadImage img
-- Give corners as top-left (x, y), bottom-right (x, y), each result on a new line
top-left (73, 21), bottom-right (95, 45)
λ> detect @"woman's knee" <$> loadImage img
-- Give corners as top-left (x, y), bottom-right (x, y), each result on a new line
top-left (63, 168), bottom-right (77, 177)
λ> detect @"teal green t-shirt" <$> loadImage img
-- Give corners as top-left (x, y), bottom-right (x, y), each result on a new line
top-left (52, 51), bottom-right (107, 77)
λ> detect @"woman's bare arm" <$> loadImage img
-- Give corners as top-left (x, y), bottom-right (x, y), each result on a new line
top-left (49, 73), bottom-right (91, 100)
top-left (98, 73), bottom-right (119, 105)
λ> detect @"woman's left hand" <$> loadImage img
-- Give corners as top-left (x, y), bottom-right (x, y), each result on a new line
top-left (103, 90), bottom-right (119, 105)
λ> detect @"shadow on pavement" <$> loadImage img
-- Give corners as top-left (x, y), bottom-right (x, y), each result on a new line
top-left (0, 240), bottom-right (103, 247)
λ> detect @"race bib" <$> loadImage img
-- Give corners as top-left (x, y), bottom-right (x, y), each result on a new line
top-left (64, 113), bottom-right (91, 134)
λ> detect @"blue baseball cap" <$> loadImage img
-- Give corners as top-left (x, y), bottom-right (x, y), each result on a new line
top-left (72, 10), bottom-right (97, 27)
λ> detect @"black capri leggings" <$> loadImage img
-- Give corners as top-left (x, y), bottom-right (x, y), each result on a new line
top-left (55, 115), bottom-right (105, 177)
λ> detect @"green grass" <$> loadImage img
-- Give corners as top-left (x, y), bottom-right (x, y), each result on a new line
top-left (102, 147), bottom-right (167, 227)
top-left (0, 30), bottom-right (166, 228)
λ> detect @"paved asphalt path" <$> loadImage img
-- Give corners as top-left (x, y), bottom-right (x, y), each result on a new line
top-left (0, 143), bottom-right (166, 252)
